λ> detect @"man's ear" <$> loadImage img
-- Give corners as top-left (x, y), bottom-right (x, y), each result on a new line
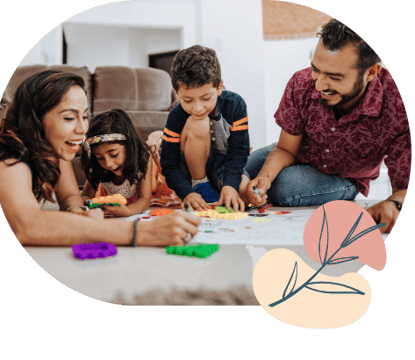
top-left (366, 63), bottom-right (382, 82)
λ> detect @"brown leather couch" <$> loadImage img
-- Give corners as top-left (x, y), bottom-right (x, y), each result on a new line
top-left (1, 65), bottom-right (178, 187)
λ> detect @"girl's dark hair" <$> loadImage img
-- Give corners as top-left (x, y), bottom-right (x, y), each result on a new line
top-left (170, 45), bottom-right (222, 92)
top-left (318, 19), bottom-right (381, 75)
top-left (81, 109), bottom-right (150, 190)
top-left (0, 70), bottom-right (86, 202)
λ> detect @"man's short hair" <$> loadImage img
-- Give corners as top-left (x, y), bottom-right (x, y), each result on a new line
top-left (170, 45), bottom-right (222, 92)
top-left (318, 19), bottom-right (381, 74)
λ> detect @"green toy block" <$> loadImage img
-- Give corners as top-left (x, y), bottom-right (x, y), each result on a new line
top-left (215, 206), bottom-right (234, 213)
top-left (165, 244), bottom-right (220, 258)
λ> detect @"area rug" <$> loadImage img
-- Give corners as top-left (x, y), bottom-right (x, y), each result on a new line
top-left (109, 286), bottom-right (260, 306)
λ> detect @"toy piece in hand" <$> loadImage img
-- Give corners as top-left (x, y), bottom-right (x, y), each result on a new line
top-left (72, 242), bottom-right (117, 260)
top-left (165, 244), bottom-right (220, 258)
top-left (87, 194), bottom-right (127, 209)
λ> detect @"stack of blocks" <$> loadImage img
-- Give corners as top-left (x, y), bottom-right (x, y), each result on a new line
top-left (165, 244), bottom-right (220, 258)
top-left (195, 209), bottom-right (248, 220)
top-left (72, 242), bottom-right (118, 260)
top-left (87, 194), bottom-right (127, 209)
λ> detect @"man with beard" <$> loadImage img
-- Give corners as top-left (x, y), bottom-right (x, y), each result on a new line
top-left (240, 19), bottom-right (410, 233)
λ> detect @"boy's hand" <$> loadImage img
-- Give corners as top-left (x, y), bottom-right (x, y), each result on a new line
top-left (182, 192), bottom-right (210, 211)
top-left (215, 185), bottom-right (245, 212)
top-left (246, 177), bottom-right (269, 207)
top-left (103, 204), bottom-right (132, 218)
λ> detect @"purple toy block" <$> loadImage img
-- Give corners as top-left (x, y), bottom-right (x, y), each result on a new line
top-left (72, 242), bottom-right (117, 260)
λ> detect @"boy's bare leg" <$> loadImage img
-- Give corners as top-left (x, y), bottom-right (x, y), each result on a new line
top-left (181, 116), bottom-right (211, 181)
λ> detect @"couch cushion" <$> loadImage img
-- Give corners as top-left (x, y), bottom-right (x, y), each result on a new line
top-left (1, 65), bottom-right (93, 111)
top-left (93, 67), bottom-right (173, 113)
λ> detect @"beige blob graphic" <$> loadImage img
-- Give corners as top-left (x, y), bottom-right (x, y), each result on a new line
top-left (253, 248), bottom-right (371, 328)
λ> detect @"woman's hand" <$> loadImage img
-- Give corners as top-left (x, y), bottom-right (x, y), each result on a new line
top-left (135, 211), bottom-right (201, 246)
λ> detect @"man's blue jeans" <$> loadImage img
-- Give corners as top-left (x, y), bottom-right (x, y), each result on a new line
top-left (244, 143), bottom-right (359, 207)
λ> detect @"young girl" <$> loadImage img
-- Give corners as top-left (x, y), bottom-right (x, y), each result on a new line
top-left (81, 109), bottom-right (153, 217)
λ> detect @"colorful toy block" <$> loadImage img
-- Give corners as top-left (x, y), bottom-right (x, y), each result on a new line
top-left (165, 244), bottom-right (220, 258)
top-left (87, 194), bottom-right (127, 209)
top-left (215, 206), bottom-right (234, 213)
top-left (72, 242), bottom-right (117, 260)
top-left (195, 209), bottom-right (248, 220)
top-left (149, 208), bottom-right (175, 216)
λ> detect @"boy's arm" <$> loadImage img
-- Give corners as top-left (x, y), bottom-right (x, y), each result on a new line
top-left (222, 97), bottom-right (250, 191)
top-left (160, 111), bottom-right (194, 200)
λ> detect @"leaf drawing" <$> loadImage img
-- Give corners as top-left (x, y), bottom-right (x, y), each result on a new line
top-left (340, 212), bottom-right (363, 248)
top-left (318, 205), bottom-right (329, 264)
top-left (305, 281), bottom-right (365, 295)
top-left (327, 256), bottom-right (359, 265)
top-left (282, 261), bottom-right (298, 299)
top-left (268, 201), bottom-right (386, 308)
top-left (343, 223), bottom-right (386, 248)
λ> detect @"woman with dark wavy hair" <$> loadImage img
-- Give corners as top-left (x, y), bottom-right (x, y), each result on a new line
top-left (0, 70), bottom-right (200, 246)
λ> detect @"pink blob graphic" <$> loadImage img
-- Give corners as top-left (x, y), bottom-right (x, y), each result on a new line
top-left (303, 201), bottom-right (386, 271)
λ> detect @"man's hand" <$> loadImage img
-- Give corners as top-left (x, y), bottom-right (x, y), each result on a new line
top-left (367, 200), bottom-right (399, 234)
top-left (214, 185), bottom-right (245, 212)
top-left (182, 192), bottom-right (210, 211)
top-left (244, 177), bottom-right (270, 207)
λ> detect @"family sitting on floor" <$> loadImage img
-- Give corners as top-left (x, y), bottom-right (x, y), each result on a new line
top-left (0, 19), bottom-right (410, 246)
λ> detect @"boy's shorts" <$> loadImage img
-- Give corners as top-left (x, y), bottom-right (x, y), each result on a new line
top-left (179, 146), bottom-right (249, 193)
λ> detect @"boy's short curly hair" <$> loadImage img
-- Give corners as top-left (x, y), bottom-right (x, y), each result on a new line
top-left (170, 45), bottom-right (222, 92)
top-left (318, 19), bottom-right (381, 75)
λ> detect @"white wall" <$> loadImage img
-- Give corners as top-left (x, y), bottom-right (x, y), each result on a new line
top-left (64, 23), bottom-right (130, 71)
top-left (263, 37), bottom-right (320, 145)
top-left (199, 0), bottom-right (266, 151)
top-left (18, 0), bottom-right (318, 152)
top-left (20, 25), bottom-right (62, 66)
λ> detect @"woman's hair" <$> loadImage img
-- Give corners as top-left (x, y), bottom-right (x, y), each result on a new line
top-left (81, 109), bottom-right (150, 190)
top-left (0, 70), bottom-right (86, 202)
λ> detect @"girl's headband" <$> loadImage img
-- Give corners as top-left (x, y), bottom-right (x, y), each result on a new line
top-left (83, 133), bottom-right (127, 158)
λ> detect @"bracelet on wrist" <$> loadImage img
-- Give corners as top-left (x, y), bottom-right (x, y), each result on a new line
top-left (130, 217), bottom-right (140, 247)
top-left (386, 199), bottom-right (403, 211)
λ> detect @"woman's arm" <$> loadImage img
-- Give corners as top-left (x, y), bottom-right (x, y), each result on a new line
top-left (55, 159), bottom-right (102, 218)
top-left (0, 160), bottom-right (200, 246)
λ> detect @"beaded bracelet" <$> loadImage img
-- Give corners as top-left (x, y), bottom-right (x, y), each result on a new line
top-left (130, 217), bottom-right (140, 247)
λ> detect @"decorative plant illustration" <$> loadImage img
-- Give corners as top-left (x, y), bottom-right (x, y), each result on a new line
top-left (268, 205), bottom-right (386, 308)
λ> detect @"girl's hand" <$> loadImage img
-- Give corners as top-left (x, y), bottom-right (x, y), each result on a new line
top-left (135, 211), bottom-right (201, 246)
top-left (182, 192), bottom-right (210, 211)
top-left (102, 204), bottom-right (132, 218)
top-left (68, 206), bottom-right (104, 220)
top-left (214, 185), bottom-right (245, 212)
top-left (84, 208), bottom-right (105, 220)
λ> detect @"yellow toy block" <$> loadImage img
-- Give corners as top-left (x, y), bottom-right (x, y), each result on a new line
top-left (195, 210), bottom-right (248, 220)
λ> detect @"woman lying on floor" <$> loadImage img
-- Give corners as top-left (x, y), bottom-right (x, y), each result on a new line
top-left (0, 70), bottom-right (200, 246)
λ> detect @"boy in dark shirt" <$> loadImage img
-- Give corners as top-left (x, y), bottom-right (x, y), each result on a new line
top-left (161, 45), bottom-right (250, 212)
